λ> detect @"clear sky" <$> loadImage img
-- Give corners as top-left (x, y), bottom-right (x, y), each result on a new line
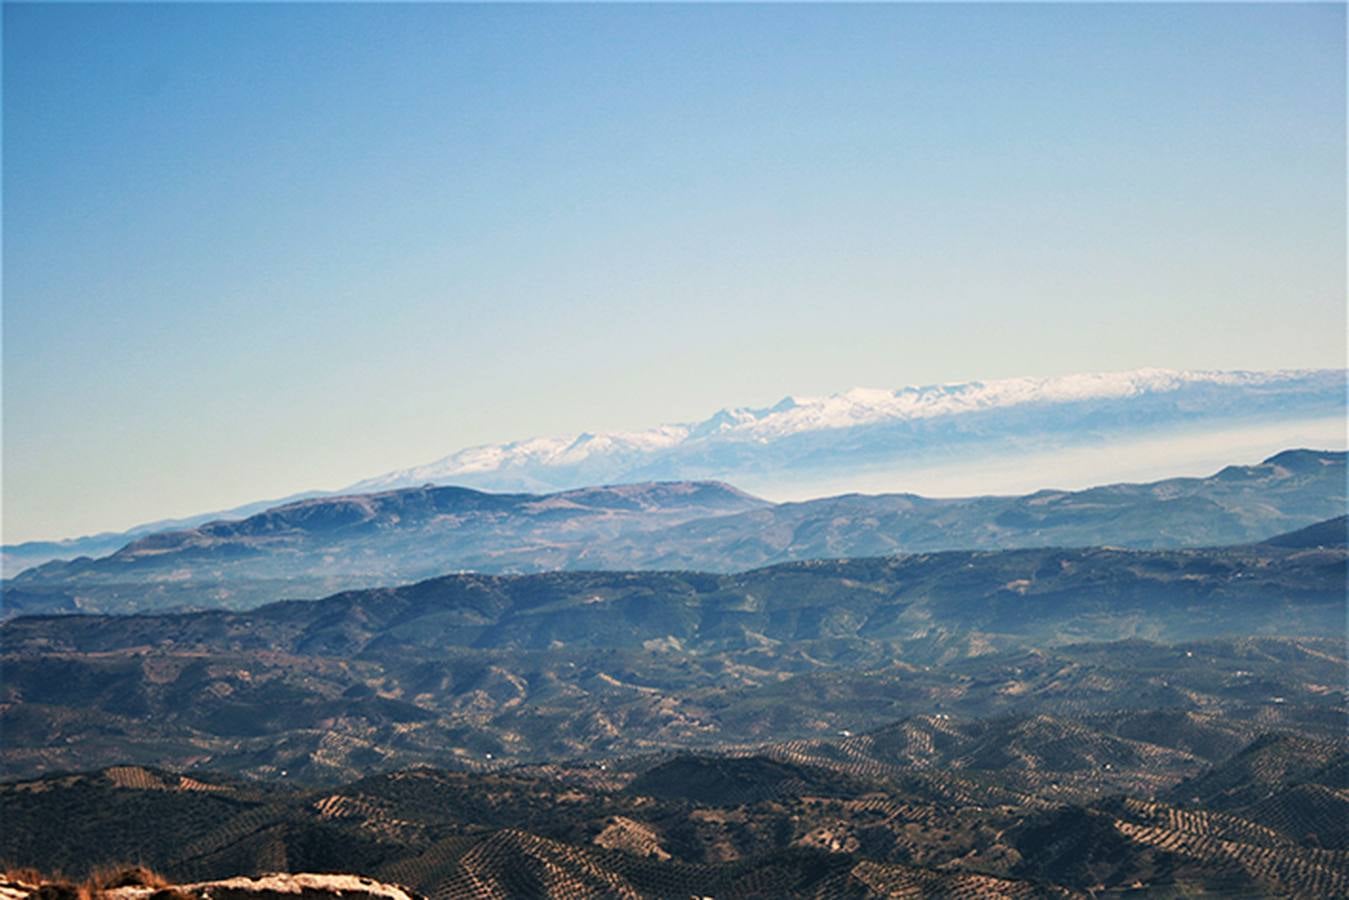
top-left (4, 3), bottom-right (1346, 543)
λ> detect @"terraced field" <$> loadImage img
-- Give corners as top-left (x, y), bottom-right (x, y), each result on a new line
top-left (4, 704), bottom-right (1346, 899)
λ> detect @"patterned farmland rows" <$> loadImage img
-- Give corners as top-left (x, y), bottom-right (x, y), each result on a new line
top-left (311, 793), bottom-right (426, 843)
top-left (847, 859), bottom-right (1066, 899)
top-left (371, 825), bottom-right (1057, 900)
top-left (950, 715), bottom-right (1201, 776)
top-left (592, 816), bottom-right (670, 860)
top-left (828, 795), bottom-right (954, 827)
top-left (313, 793), bottom-right (382, 821)
top-left (176, 775), bottom-right (232, 793)
top-left (1245, 784), bottom-right (1349, 849)
top-left (104, 766), bottom-right (173, 790)
top-left (506, 763), bottom-right (634, 793)
top-left (439, 831), bottom-right (642, 900)
top-left (727, 715), bottom-right (1204, 810)
top-left (100, 766), bottom-right (237, 796)
top-left (1114, 819), bottom-right (1349, 898)
top-left (373, 835), bottom-right (486, 899)
top-left (172, 804), bottom-right (292, 866)
top-left (1113, 797), bottom-right (1304, 849)
top-left (311, 731), bottom-right (389, 775)
top-left (746, 739), bottom-right (1051, 810)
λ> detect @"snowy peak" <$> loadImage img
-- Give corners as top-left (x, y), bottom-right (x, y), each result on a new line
top-left (709, 368), bottom-right (1275, 439)
top-left (348, 368), bottom-right (1344, 495)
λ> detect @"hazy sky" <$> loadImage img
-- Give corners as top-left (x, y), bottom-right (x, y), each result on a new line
top-left (4, 3), bottom-right (1346, 543)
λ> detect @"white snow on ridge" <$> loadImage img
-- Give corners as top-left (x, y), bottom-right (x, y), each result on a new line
top-left (735, 368), bottom-right (1297, 439)
top-left (348, 368), bottom-right (1337, 492)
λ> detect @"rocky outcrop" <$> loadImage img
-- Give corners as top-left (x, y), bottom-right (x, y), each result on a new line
top-left (0, 876), bottom-right (421, 900)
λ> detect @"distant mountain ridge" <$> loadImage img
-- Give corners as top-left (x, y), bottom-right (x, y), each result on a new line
top-left (0, 481), bottom-right (767, 616)
top-left (5, 366), bottom-right (1342, 576)
top-left (114, 480), bottom-right (762, 555)
top-left (3, 450), bottom-right (1344, 617)
top-left (1, 491), bottom-right (328, 577)
top-left (346, 367), bottom-right (1345, 495)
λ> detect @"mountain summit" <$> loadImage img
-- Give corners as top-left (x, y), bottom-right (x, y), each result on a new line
top-left (7, 450), bottom-right (1342, 616)
top-left (347, 368), bottom-right (1345, 497)
top-left (3, 367), bottom-right (1342, 576)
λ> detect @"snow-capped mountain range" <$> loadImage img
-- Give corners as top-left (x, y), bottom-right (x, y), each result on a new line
top-left (4, 366), bottom-right (1343, 577)
top-left (347, 367), bottom-right (1346, 495)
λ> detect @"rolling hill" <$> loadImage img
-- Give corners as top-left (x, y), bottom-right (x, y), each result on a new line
top-left (2, 518), bottom-right (1344, 896)
top-left (2, 520), bottom-right (1343, 784)
top-left (5, 449), bottom-right (1343, 616)
top-left (3, 717), bottom-right (1345, 898)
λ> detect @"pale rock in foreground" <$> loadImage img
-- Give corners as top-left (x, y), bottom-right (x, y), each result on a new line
top-left (1, 876), bottom-right (421, 900)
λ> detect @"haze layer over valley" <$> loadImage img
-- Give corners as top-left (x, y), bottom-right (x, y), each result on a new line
top-left (4, 366), bottom-right (1343, 575)
top-left (3, 449), bottom-right (1342, 617)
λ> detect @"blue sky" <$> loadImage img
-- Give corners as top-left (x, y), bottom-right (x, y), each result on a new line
top-left (4, 3), bottom-right (1346, 542)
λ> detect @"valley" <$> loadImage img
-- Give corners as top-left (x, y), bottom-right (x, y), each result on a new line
top-left (2, 468), bottom-right (1344, 897)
